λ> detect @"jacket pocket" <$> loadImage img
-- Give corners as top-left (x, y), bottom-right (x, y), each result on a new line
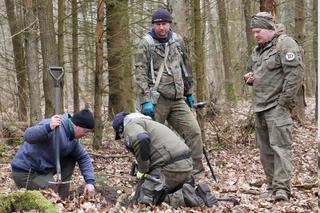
top-left (265, 51), bottom-right (281, 71)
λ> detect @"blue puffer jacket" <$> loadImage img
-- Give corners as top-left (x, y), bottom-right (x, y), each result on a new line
top-left (11, 113), bottom-right (95, 185)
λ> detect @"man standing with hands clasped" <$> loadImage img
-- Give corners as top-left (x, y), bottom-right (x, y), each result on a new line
top-left (135, 8), bottom-right (204, 176)
top-left (244, 12), bottom-right (304, 201)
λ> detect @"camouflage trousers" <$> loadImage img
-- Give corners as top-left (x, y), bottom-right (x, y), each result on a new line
top-left (134, 159), bottom-right (194, 207)
top-left (255, 105), bottom-right (293, 194)
top-left (154, 95), bottom-right (204, 174)
top-left (11, 157), bottom-right (75, 190)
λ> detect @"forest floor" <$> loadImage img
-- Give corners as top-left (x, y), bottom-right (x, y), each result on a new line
top-left (0, 98), bottom-right (317, 213)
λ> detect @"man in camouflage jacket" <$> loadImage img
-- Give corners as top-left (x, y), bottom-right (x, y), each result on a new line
top-left (134, 8), bottom-right (204, 175)
top-left (112, 112), bottom-right (216, 208)
top-left (244, 12), bottom-right (304, 201)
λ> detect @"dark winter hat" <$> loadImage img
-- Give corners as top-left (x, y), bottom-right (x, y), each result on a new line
top-left (112, 112), bottom-right (129, 140)
top-left (71, 109), bottom-right (95, 129)
top-left (251, 12), bottom-right (275, 30)
top-left (152, 9), bottom-right (172, 24)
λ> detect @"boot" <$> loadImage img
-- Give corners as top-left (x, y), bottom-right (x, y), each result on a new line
top-left (182, 183), bottom-right (205, 208)
top-left (195, 182), bottom-right (218, 207)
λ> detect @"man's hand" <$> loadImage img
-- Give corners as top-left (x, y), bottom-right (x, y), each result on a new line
top-left (84, 183), bottom-right (95, 198)
top-left (50, 115), bottom-right (62, 130)
top-left (186, 95), bottom-right (195, 108)
top-left (142, 102), bottom-right (155, 118)
top-left (243, 72), bottom-right (255, 86)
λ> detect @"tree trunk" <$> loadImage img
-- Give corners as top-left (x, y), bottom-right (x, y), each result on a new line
top-left (169, 0), bottom-right (189, 38)
top-left (36, 0), bottom-right (59, 117)
top-left (313, 0), bottom-right (317, 121)
top-left (58, 0), bottom-right (65, 110)
top-left (93, 0), bottom-right (105, 150)
top-left (192, 0), bottom-right (208, 139)
top-left (23, 0), bottom-right (42, 125)
top-left (72, 0), bottom-right (79, 112)
top-left (291, 0), bottom-right (306, 123)
top-left (107, 0), bottom-right (132, 116)
top-left (216, 0), bottom-right (236, 103)
top-left (260, 0), bottom-right (277, 17)
top-left (242, 0), bottom-right (255, 57)
top-left (4, 0), bottom-right (28, 121)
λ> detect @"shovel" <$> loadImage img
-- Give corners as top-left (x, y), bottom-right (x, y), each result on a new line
top-left (47, 66), bottom-right (70, 199)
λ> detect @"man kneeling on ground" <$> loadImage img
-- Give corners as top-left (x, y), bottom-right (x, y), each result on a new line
top-left (11, 109), bottom-right (96, 197)
top-left (112, 112), bottom-right (216, 208)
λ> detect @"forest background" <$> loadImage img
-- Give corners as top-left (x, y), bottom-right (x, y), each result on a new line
top-left (0, 0), bottom-right (317, 212)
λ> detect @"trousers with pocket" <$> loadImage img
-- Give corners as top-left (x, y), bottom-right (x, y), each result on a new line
top-left (255, 105), bottom-right (293, 194)
top-left (11, 156), bottom-right (76, 190)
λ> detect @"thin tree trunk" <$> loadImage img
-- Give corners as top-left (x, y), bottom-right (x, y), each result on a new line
top-left (242, 0), bottom-right (255, 57)
top-left (72, 0), bottom-right (79, 112)
top-left (291, 0), bottom-right (306, 122)
top-left (217, 0), bottom-right (236, 103)
top-left (58, 0), bottom-right (65, 110)
top-left (23, 0), bottom-right (42, 125)
top-left (36, 0), bottom-right (59, 117)
top-left (193, 0), bottom-right (208, 139)
top-left (4, 0), bottom-right (28, 121)
top-left (93, 0), bottom-right (105, 150)
top-left (313, 0), bottom-right (317, 121)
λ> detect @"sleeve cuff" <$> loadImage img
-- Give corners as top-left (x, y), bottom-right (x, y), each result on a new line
top-left (86, 179), bottom-right (95, 185)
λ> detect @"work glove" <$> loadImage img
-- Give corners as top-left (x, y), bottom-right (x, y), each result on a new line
top-left (142, 102), bottom-right (155, 118)
top-left (186, 95), bottom-right (195, 108)
top-left (137, 171), bottom-right (146, 179)
top-left (84, 183), bottom-right (95, 198)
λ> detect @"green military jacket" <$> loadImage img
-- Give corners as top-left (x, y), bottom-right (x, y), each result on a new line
top-left (247, 35), bottom-right (304, 112)
top-left (135, 31), bottom-right (193, 106)
top-left (123, 113), bottom-right (192, 173)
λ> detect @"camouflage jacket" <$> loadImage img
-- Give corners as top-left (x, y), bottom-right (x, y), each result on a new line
top-left (135, 31), bottom-right (193, 106)
top-left (246, 34), bottom-right (304, 112)
top-left (123, 113), bottom-right (192, 173)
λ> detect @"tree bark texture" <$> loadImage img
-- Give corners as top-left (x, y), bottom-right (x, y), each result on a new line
top-left (36, 0), bottom-right (60, 117)
top-left (107, 0), bottom-right (132, 116)
top-left (58, 0), bottom-right (65, 110)
top-left (242, 0), bottom-right (255, 57)
top-left (217, 0), bottom-right (236, 103)
top-left (4, 0), bottom-right (28, 121)
top-left (72, 0), bottom-right (80, 112)
top-left (93, 0), bottom-right (105, 150)
top-left (23, 0), bottom-right (42, 125)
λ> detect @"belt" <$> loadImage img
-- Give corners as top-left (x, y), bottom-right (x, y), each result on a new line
top-left (166, 152), bottom-right (192, 166)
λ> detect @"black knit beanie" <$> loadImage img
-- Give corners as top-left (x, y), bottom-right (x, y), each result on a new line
top-left (71, 109), bottom-right (94, 129)
top-left (152, 9), bottom-right (172, 24)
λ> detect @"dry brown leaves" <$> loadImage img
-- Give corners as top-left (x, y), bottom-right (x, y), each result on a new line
top-left (0, 98), bottom-right (317, 212)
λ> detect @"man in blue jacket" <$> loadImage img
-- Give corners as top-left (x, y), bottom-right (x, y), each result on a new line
top-left (11, 109), bottom-right (96, 197)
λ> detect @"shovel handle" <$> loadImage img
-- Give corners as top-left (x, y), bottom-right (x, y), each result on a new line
top-left (48, 66), bottom-right (64, 87)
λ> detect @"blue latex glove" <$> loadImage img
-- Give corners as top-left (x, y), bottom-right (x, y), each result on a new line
top-left (186, 95), bottom-right (195, 108)
top-left (142, 102), bottom-right (155, 118)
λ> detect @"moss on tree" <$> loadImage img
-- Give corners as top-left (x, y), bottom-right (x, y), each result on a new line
top-left (0, 191), bottom-right (57, 213)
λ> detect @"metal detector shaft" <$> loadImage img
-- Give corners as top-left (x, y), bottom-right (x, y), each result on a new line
top-left (203, 146), bottom-right (217, 182)
top-left (192, 101), bottom-right (218, 182)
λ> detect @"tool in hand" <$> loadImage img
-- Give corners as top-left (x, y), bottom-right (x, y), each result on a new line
top-left (48, 66), bottom-right (70, 199)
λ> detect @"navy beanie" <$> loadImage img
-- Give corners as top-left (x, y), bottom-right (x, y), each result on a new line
top-left (71, 109), bottom-right (94, 129)
top-left (112, 112), bottom-right (129, 140)
top-left (152, 9), bottom-right (172, 24)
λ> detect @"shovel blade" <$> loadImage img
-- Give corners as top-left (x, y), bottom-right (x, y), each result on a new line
top-left (48, 181), bottom-right (71, 200)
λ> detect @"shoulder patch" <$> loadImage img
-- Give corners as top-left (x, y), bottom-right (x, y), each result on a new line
top-left (285, 52), bottom-right (295, 61)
